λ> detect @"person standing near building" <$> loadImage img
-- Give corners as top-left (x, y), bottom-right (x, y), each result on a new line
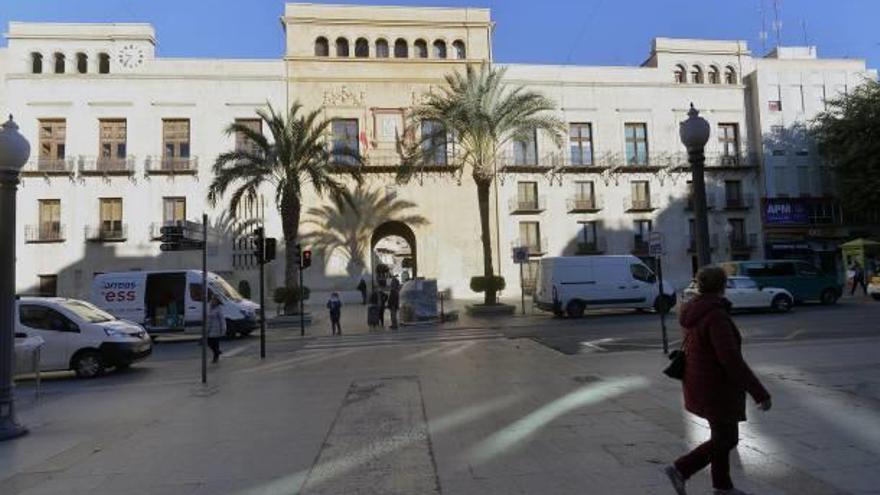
top-left (326, 292), bottom-right (342, 335)
top-left (850, 260), bottom-right (868, 296)
top-left (388, 278), bottom-right (400, 330)
top-left (206, 295), bottom-right (225, 364)
top-left (664, 266), bottom-right (771, 495)
top-left (357, 278), bottom-right (368, 305)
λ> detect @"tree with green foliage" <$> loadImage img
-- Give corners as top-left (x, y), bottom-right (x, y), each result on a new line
top-left (398, 64), bottom-right (564, 305)
top-left (812, 79), bottom-right (880, 212)
top-left (208, 102), bottom-right (362, 304)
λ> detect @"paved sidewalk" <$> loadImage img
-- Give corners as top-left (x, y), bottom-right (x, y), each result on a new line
top-left (1, 324), bottom-right (879, 494)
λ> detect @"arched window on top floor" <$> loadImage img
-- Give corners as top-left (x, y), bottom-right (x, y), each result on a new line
top-left (433, 39), bottom-right (447, 59)
top-left (414, 39), bottom-right (428, 59)
top-left (708, 65), bottom-right (720, 84)
top-left (375, 38), bottom-right (389, 58)
top-left (315, 37), bottom-right (329, 56)
top-left (724, 66), bottom-right (737, 84)
top-left (31, 53), bottom-right (43, 74)
top-left (394, 38), bottom-right (408, 58)
top-left (54, 53), bottom-right (65, 74)
top-left (690, 65), bottom-right (703, 84)
top-left (76, 53), bottom-right (88, 74)
top-left (673, 64), bottom-right (685, 84)
top-left (355, 38), bottom-right (369, 58)
top-left (336, 37), bottom-right (350, 57)
top-left (98, 53), bottom-right (110, 74)
top-left (453, 40), bottom-right (466, 59)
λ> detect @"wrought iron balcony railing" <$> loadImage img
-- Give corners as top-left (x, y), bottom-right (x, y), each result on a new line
top-left (24, 224), bottom-right (65, 243)
top-left (85, 224), bottom-right (128, 242)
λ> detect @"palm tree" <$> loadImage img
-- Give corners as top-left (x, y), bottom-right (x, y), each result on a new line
top-left (208, 102), bottom-right (362, 302)
top-left (302, 186), bottom-right (428, 276)
top-left (400, 64), bottom-right (564, 304)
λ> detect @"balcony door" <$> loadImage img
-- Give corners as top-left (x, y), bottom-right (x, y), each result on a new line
top-left (39, 199), bottom-right (61, 240)
top-left (100, 198), bottom-right (123, 238)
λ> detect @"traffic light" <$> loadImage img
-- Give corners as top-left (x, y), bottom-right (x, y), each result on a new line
top-left (264, 238), bottom-right (277, 263)
top-left (293, 243), bottom-right (302, 266)
top-left (253, 227), bottom-right (265, 263)
top-left (301, 249), bottom-right (312, 269)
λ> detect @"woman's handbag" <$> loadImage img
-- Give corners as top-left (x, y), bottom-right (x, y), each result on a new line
top-left (663, 334), bottom-right (689, 380)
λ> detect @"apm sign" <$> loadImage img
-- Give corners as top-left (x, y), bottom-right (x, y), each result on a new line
top-left (764, 199), bottom-right (809, 225)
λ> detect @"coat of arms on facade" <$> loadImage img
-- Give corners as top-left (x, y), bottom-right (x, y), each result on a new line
top-left (323, 85), bottom-right (366, 107)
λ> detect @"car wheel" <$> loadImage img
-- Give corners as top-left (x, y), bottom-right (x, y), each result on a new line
top-left (566, 300), bottom-right (586, 318)
top-left (820, 288), bottom-right (838, 305)
top-left (872, 294), bottom-right (880, 301)
top-left (73, 351), bottom-right (105, 379)
top-left (654, 295), bottom-right (675, 314)
top-left (771, 294), bottom-right (793, 313)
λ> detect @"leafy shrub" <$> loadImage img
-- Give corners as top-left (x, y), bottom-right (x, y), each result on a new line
top-left (470, 276), bottom-right (506, 293)
top-left (273, 286), bottom-right (311, 306)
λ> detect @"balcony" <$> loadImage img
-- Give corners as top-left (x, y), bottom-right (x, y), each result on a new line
top-left (85, 224), bottom-right (128, 242)
top-left (729, 233), bottom-right (759, 252)
top-left (508, 196), bottom-right (546, 214)
top-left (79, 156), bottom-right (136, 176)
top-left (145, 156), bottom-right (199, 175)
top-left (498, 151), bottom-right (555, 171)
top-left (624, 195), bottom-right (659, 212)
top-left (20, 158), bottom-right (76, 177)
top-left (576, 237), bottom-right (606, 255)
top-left (685, 192), bottom-right (718, 211)
top-left (567, 195), bottom-right (602, 213)
top-left (723, 192), bottom-right (754, 211)
top-left (687, 234), bottom-right (720, 253)
top-left (24, 224), bottom-right (65, 243)
top-left (512, 237), bottom-right (547, 256)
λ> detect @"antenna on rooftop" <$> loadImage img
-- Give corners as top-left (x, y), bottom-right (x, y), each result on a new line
top-left (758, 0), bottom-right (768, 54)
top-left (801, 19), bottom-right (809, 46)
top-left (772, 0), bottom-right (783, 49)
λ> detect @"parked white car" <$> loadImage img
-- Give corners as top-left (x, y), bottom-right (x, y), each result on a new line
top-left (14, 297), bottom-right (152, 378)
top-left (683, 276), bottom-right (794, 312)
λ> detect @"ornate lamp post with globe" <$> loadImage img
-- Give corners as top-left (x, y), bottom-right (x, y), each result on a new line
top-left (0, 115), bottom-right (30, 440)
top-left (680, 104), bottom-right (712, 268)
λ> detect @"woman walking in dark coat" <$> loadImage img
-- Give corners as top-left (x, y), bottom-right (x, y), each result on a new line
top-left (665, 266), bottom-right (772, 495)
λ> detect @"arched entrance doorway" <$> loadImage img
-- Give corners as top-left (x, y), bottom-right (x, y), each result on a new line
top-left (370, 221), bottom-right (416, 288)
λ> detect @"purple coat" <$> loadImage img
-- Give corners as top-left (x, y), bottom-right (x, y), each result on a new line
top-left (679, 295), bottom-right (770, 422)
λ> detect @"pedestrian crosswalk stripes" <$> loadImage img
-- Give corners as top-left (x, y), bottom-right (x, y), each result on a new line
top-left (294, 327), bottom-right (505, 351)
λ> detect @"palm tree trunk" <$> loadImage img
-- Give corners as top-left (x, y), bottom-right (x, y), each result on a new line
top-left (476, 178), bottom-right (497, 305)
top-left (280, 192), bottom-right (302, 314)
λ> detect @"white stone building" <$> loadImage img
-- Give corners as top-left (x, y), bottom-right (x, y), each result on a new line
top-left (0, 4), bottom-right (874, 303)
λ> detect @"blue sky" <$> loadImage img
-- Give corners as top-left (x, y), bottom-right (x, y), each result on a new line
top-left (2, 0), bottom-right (877, 68)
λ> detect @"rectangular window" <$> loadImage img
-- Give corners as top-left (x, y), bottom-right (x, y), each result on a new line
top-left (162, 119), bottom-right (191, 168)
top-left (578, 221), bottom-right (598, 246)
top-left (624, 123), bottom-right (648, 166)
top-left (99, 198), bottom-right (123, 237)
top-left (517, 181), bottom-right (539, 210)
top-left (631, 180), bottom-right (650, 210)
top-left (774, 167), bottom-right (788, 197)
top-left (420, 119), bottom-right (447, 165)
top-left (574, 180), bottom-right (595, 207)
top-left (633, 219), bottom-right (652, 250)
top-left (331, 119), bottom-right (359, 165)
top-left (797, 166), bottom-right (811, 196)
top-left (98, 119), bottom-right (127, 169)
top-left (162, 197), bottom-right (186, 225)
top-left (38, 199), bottom-right (61, 240)
top-left (728, 219), bottom-right (746, 247)
top-left (234, 118), bottom-right (262, 154)
top-left (513, 130), bottom-right (537, 166)
top-left (519, 221), bottom-right (541, 253)
top-left (718, 123), bottom-right (739, 163)
top-left (725, 180), bottom-right (743, 207)
top-left (569, 123), bottom-right (593, 166)
top-left (819, 166), bottom-right (833, 196)
top-left (38, 119), bottom-right (66, 170)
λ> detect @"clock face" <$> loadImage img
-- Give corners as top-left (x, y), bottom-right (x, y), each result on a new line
top-left (116, 44), bottom-right (145, 69)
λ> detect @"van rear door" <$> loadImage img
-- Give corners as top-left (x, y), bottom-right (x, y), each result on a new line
top-left (145, 272), bottom-right (186, 330)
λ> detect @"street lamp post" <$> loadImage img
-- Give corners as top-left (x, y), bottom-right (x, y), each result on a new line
top-left (0, 115), bottom-right (30, 441)
top-left (680, 104), bottom-right (712, 268)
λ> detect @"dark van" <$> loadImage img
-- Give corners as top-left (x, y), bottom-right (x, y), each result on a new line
top-left (720, 260), bottom-right (842, 305)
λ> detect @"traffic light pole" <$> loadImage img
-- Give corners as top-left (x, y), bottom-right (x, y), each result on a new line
top-left (259, 232), bottom-right (266, 359)
top-left (201, 213), bottom-right (207, 384)
top-left (299, 264), bottom-right (305, 337)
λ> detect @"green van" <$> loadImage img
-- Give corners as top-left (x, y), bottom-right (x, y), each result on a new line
top-left (719, 260), bottom-right (842, 305)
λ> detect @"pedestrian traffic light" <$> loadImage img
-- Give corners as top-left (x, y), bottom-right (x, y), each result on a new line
top-left (253, 227), bottom-right (265, 263)
top-left (301, 249), bottom-right (312, 269)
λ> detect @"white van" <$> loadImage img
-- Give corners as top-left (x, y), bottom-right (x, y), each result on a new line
top-left (533, 255), bottom-right (676, 317)
top-left (14, 297), bottom-right (152, 378)
top-left (92, 270), bottom-right (259, 337)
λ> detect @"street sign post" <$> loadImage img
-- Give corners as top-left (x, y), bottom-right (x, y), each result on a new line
top-left (512, 246), bottom-right (529, 315)
top-left (648, 231), bottom-right (669, 354)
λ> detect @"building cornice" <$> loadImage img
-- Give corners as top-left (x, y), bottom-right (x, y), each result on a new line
top-left (282, 16), bottom-right (491, 28)
top-left (6, 74), bottom-right (285, 82)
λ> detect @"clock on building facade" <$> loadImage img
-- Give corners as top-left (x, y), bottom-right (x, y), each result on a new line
top-left (116, 44), bottom-right (145, 69)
